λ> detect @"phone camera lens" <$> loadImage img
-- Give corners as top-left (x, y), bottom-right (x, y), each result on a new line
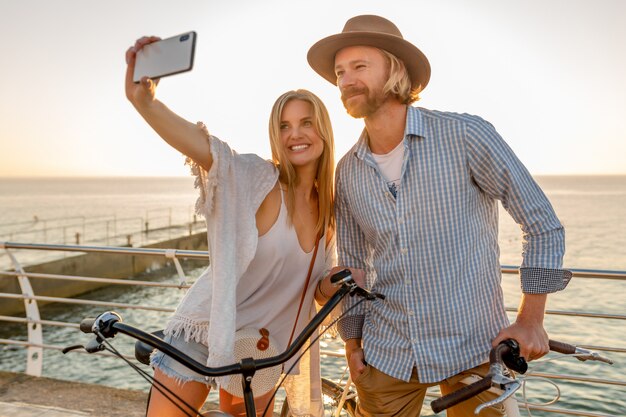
top-left (180, 34), bottom-right (190, 42)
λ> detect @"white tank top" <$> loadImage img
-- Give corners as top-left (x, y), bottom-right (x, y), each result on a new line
top-left (235, 190), bottom-right (325, 352)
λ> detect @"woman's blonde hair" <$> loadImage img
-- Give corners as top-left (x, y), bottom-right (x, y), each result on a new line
top-left (379, 48), bottom-right (422, 104)
top-left (268, 89), bottom-right (335, 238)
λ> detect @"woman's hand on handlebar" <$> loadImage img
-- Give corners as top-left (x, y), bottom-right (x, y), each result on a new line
top-left (316, 266), bottom-right (365, 303)
top-left (329, 266), bottom-right (365, 288)
top-left (125, 36), bottom-right (161, 110)
top-left (346, 267), bottom-right (366, 288)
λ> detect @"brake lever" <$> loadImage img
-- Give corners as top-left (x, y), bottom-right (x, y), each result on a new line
top-left (474, 379), bottom-right (520, 415)
top-left (62, 338), bottom-right (105, 355)
top-left (474, 363), bottom-right (520, 415)
top-left (573, 347), bottom-right (614, 365)
top-left (350, 285), bottom-right (385, 300)
top-left (62, 344), bottom-right (84, 354)
top-left (474, 364), bottom-right (522, 415)
top-left (84, 338), bottom-right (106, 353)
top-left (330, 269), bottom-right (385, 300)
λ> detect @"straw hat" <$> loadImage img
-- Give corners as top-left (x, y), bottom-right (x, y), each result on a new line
top-left (307, 15), bottom-right (431, 91)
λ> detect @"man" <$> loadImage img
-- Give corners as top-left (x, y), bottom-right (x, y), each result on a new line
top-left (307, 15), bottom-right (572, 417)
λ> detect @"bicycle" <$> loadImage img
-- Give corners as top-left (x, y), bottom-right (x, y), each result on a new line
top-left (64, 269), bottom-right (380, 417)
top-left (431, 339), bottom-right (614, 416)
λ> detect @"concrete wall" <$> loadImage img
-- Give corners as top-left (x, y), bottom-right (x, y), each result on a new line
top-left (0, 233), bottom-right (208, 316)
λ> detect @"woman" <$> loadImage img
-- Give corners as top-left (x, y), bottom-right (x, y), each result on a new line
top-left (125, 36), bottom-right (359, 417)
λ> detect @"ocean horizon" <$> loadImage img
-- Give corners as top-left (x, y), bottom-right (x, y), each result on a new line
top-left (3, 174), bottom-right (625, 268)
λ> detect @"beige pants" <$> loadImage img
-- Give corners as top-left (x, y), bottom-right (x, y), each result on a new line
top-left (353, 363), bottom-right (506, 417)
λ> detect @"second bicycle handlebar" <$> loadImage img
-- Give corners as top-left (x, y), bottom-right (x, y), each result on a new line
top-left (77, 269), bottom-right (384, 378)
top-left (431, 339), bottom-right (613, 414)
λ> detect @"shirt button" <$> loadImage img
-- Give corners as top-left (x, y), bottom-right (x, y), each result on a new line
top-left (398, 217), bottom-right (404, 224)
top-left (401, 248), bottom-right (408, 254)
top-left (407, 310), bottom-right (414, 316)
top-left (405, 279), bottom-right (411, 285)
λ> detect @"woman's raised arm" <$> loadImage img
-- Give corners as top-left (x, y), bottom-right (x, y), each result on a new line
top-left (125, 36), bottom-right (212, 172)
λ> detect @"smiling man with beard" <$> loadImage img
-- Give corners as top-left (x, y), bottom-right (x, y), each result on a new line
top-left (307, 15), bottom-right (572, 417)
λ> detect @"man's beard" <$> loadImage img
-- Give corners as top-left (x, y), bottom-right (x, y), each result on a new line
top-left (341, 86), bottom-right (387, 118)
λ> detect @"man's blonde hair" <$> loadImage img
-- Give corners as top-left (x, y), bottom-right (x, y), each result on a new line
top-left (379, 48), bottom-right (422, 104)
top-left (268, 89), bottom-right (335, 238)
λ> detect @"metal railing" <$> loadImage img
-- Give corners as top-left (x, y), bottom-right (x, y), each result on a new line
top-left (0, 241), bottom-right (624, 417)
top-left (0, 209), bottom-right (203, 248)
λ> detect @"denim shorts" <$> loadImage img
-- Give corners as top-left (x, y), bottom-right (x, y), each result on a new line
top-left (150, 331), bottom-right (215, 387)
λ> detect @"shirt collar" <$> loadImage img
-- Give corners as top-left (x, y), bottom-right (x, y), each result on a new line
top-left (353, 106), bottom-right (427, 161)
top-left (405, 106), bottom-right (427, 140)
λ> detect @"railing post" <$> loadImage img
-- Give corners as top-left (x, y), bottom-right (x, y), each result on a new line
top-left (1, 243), bottom-right (43, 377)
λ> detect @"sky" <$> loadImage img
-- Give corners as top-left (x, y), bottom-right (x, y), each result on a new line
top-left (0, 0), bottom-right (625, 177)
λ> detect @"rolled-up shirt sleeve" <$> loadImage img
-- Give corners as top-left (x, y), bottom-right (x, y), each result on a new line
top-left (464, 116), bottom-right (572, 293)
top-left (335, 166), bottom-right (370, 340)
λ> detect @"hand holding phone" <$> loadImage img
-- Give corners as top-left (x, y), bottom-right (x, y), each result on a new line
top-left (132, 31), bottom-right (196, 83)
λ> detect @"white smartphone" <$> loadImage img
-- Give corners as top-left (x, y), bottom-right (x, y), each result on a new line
top-left (133, 31), bottom-right (197, 83)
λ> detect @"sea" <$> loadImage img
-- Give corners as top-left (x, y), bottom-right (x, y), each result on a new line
top-left (0, 176), bottom-right (625, 416)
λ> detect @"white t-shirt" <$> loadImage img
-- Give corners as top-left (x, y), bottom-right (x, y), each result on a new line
top-left (372, 140), bottom-right (404, 198)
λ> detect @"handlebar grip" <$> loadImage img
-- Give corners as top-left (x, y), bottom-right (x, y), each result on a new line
top-left (80, 318), bottom-right (96, 333)
top-left (489, 340), bottom-right (512, 365)
top-left (431, 376), bottom-right (492, 413)
top-left (549, 339), bottom-right (577, 354)
top-left (330, 269), bottom-right (352, 285)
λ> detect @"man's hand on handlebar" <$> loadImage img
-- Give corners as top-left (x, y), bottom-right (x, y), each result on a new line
top-left (431, 338), bottom-right (614, 414)
top-left (493, 293), bottom-right (550, 362)
top-left (492, 320), bottom-right (549, 362)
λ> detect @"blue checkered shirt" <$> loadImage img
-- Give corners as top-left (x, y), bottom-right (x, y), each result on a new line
top-left (336, 106), bottom-right (571, 383)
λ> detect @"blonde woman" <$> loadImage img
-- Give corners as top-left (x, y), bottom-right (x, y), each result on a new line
top-left (125, 36), bottom-right (362, 417)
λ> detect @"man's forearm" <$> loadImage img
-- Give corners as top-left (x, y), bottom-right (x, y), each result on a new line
top-left (516, 293), bottom-right (547, 325)
top-left (345, 338), bottom-right (362, 351)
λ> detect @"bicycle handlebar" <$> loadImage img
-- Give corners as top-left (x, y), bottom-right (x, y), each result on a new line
top-left (431, 376), bottom-right (493, 413)
top-left (75, 269), bottom-right (384, 378)
top-left (431, 339), bottom-right (613, 414)
top-left (430, 340), bottom-right (515, 414)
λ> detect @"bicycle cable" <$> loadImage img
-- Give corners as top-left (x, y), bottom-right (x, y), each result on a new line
top-left (516, 353), bottom-right (589, 417)
top-left (95, 329), bottom-right (202, 417)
